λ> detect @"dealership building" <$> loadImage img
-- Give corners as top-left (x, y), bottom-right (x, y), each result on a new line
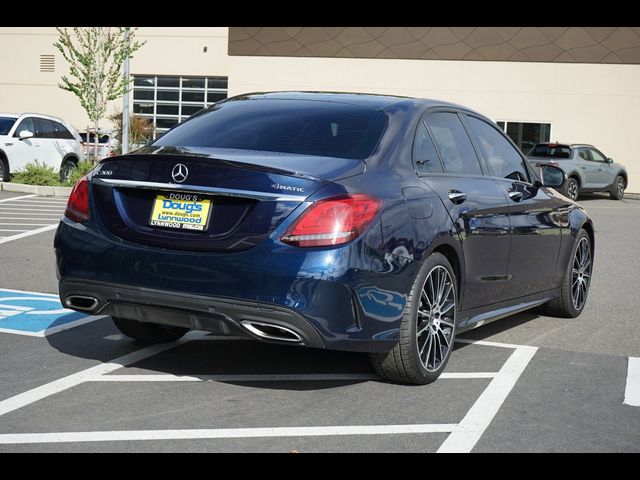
top-left (1, 26), bottom-right (639, 191)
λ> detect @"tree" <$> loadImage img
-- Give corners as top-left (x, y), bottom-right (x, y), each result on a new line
top-left (54, 27), bottom-right (145, 160)
top-left (108, 110), bottom-right (153, 154)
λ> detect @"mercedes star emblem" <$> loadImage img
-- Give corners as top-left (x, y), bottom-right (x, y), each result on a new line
top-left (171, 163), bottom-right (188, 183)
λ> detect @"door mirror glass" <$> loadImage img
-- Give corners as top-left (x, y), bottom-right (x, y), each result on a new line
top-left (18, 130), bottom-right (34, 140)
top-left (540, 164), bottom-right (565, 188)
top-left (607, 157), bottom-right (614, 164)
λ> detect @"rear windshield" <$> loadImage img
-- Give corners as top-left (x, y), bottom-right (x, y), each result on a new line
top-left (0, 117), bottom-right (16, 136)
top-left (529, 144), bottom-right (572, 158)
top-left (153, 99), bottom-right (388, 160)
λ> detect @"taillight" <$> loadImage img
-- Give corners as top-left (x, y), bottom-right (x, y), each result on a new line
top-left (280, 194), bottom-right (381, 248)
top-left (64, 176), bottom-right (90, 223)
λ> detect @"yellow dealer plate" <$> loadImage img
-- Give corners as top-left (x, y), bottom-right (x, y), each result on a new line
top-left (149, 194), bottom-right (212, 231)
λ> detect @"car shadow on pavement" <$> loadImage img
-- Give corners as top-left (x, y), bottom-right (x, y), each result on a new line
top-left (45, 316), bottom-right (377, 391)
top-left (44, 309), bottom-right (544, 391)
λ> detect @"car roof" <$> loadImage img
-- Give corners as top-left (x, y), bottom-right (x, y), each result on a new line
top-left (0, 113), bottom-right (19, 119)
top-left (535, 142), bottom-right (594, 148)
top-left (229, 91), bottom-right (481, 114)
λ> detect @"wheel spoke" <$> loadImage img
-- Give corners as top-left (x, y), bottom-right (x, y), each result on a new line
top-left (417, 323), bottom-right (430, 337)
top-left (423, 333), bottom-right (433, 364)
top-left (428, 274), bottom-right (436, 305)
top-left (436, 269), bottom-right (446, 303)
top-left (421, 290), bottom-right (432, 310)
top-left (438, 327), bottom-right (451, 348)
top-left (418, 332), bottom-right (429, 356)
top-left (439, 317), bottom-right (454, 328)
top-left (440, 302), bottom-right (454, 315)
top-left (439, 282), bottom-right (453, 309)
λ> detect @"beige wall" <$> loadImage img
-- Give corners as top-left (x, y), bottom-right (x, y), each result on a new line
top-left (228, 55), bottom-right (640, 192)
top-left (0, 27), bottom-right (229, 131)
top-left (2, 27), bottom-right (638, 192)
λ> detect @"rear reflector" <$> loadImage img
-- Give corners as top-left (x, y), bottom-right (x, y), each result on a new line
top-left (280, 194), bottom-right (381, 247)
top-left (64, 176), bottom-right (90, 223)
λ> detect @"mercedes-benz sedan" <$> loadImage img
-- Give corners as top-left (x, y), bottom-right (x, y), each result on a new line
top-left (55, 92), bottom-right (594, 384)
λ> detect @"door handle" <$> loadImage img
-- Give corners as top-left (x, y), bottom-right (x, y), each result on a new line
top-left (508, 191), bottom-right (524, 202)
top-left (448, 190), bottom-right (467, 204)
top-left (581, 166), bottom-right (587, 169)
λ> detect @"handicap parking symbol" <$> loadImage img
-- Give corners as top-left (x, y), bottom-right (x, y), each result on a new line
top-left (0, 289), bottom-right (92, 336)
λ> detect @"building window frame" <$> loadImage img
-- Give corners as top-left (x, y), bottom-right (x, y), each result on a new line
top-left (495, 120), bottom-right (553, 155)
top-left (132, 74), bottom-right (228, 139)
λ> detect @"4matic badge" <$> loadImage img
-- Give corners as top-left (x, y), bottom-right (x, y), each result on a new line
top-left (272, 183), bottom-right (305, 193)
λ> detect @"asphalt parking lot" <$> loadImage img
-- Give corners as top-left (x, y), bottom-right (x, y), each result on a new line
top-left (0, 189), bottom-right (638, 452)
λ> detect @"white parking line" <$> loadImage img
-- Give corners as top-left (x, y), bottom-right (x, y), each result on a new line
top-left (0, 315), bottom-right (108, 338)
top-left (624, 357), bottom-right (640, 407)
top-left (0, 424), bottom-right (464, 445)
top-left (92, 371), bottom-right (498, 383)
top-left (0, 336), bottom-right (196, 417)
top-left (0, 224), bottom-right (58, 245)
top-left (437, 345), bottom-right (538, 453)
top-left (0, 195), bottom-right (36, 204)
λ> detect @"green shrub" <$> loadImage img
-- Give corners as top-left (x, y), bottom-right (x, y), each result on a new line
top-left (11, 161), bottom-right (60, 186)
top-left (64, 160), bottom-right (95, 186)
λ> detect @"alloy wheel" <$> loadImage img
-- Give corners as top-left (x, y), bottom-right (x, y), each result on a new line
top-left (571, 237), bottom-right (591, 310)
top-left (567, 180), bottom-right (578, 200)
top-left (617, 177), bottom-right (625, 198)
top-left (416, 266), bottom-right (455, 372)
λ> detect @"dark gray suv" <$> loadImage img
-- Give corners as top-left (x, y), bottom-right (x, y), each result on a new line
top-left (527, 143), bottom-right (628, 201)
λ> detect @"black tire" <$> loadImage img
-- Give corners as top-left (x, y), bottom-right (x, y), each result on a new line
top-left (370, 252), bottom-right (457, 385)
top-left (112, 317), bottom-right (189, 343)
top-left (60, 158), bottom-right (78, 182)
top-left (610, 175), bottom-right (625, 200)
top-left (0, 156), bottom-right (9, 182)
top-left (542, 229), bottom-right (592, 318)
top-left (563, 177), bottom-right (579, 201)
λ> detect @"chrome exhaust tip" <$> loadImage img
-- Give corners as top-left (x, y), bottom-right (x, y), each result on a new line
top-left (241, 320), bottom-right (303, 343)
top-left (65, 295), bottom-right (100, 312)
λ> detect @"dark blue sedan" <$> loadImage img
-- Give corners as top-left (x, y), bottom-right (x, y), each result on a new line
top-left (55, 92), bottom-right (594, 384)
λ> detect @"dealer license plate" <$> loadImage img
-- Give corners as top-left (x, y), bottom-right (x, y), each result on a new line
top-left (149, 193), bottom-right (212, 231)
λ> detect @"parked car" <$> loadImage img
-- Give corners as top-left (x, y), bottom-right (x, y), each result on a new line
top-left (79, 130), bottom-right (118, 161)
top-left (527, 142), bottom-right (628, 201)
top-left (55, 92), bottom-right (594, 385)
top-left (0, 112), bottom-right (84, 182)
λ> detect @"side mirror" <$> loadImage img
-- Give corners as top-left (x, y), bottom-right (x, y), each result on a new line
top-left (18, 130), bottom-right (34, 140)
top-left (540, 164), bottom-right (565, 188)
top-left (606, 157), bottom-right (614, 164)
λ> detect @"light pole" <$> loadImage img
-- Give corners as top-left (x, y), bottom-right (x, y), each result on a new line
top-left (121, 27), bottom-right (130, 155)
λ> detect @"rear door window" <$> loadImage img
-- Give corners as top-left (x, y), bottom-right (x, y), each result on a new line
top-left (53, 121), bottom-right (75, 140)
top-left (466, 115), bottom-right (530, 183)
top-left (425, 112), bottom-right (482, 175)
top-left (412, 121), bottom-right (444, 174)
top-left (34, 118), bottom-right (57, 139)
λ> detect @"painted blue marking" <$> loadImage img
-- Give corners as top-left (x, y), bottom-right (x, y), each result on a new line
top-left (0, 290), bottom-right (88, 333)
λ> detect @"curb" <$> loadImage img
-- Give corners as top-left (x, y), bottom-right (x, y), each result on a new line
top-left (0, 182), bottom-right (71, 197)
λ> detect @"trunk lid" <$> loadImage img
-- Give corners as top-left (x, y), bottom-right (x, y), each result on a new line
top-left (90, 149), bottom-right (363, 252)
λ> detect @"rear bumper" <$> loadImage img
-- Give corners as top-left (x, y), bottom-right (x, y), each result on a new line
top-left (60, 278), bottom-right (326, 348)
top-left (55, 219), bottom-right (419, 352)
